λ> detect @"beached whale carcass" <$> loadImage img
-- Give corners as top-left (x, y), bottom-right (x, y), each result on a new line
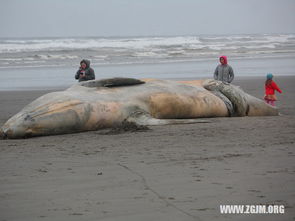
top-left (0, 78), bottom-right (278, 139)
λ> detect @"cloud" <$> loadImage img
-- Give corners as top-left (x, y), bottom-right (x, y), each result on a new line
top-left (0, 0), bottom-right (294, 37)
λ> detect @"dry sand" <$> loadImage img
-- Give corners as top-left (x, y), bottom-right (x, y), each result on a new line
top-left (0, 76), bottom-right (294, 221)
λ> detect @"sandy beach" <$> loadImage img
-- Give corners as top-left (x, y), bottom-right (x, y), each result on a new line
top-left (0, 76), bottom-right (294, 221)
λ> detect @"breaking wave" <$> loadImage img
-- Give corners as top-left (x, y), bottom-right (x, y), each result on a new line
top-left (0, 34), bottom-right (295, 68)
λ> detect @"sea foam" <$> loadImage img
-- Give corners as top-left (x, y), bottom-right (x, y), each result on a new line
top-left (0, 34), bottom-right (294, 68)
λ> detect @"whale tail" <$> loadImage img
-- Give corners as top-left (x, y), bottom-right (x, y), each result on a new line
top-left (202, 79), bottom-right (278, 117)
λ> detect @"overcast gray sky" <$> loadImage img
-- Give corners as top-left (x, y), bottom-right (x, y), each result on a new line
top-left (0, 0), bottom-right (295, 38)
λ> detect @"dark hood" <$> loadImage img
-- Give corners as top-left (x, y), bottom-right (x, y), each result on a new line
top-left (80, 59), bottom-right (91, 68)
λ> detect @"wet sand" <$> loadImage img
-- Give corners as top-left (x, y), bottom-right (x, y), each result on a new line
top-left (0, 76), bottom-right (294, 221)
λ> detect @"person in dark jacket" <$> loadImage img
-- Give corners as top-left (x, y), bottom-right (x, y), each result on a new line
top-left (75, 59), bottom-right (95, 82)
top-left (214, 55), bottom-right (234, 83)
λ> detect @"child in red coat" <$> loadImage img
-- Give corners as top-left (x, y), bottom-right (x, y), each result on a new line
top-left (264, 73), bottom-right (282, 106)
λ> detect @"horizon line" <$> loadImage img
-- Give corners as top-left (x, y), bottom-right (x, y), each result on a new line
top-left (0, 32), bottom-right (295, 39)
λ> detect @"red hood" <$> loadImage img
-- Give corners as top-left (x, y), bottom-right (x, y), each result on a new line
top-left (220, 55), bottom-right (228, 65)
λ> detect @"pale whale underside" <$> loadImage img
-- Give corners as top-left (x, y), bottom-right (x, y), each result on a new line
top-left (0, 78), bottom-right (278, 139)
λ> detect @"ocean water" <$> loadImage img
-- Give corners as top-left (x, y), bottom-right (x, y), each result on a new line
top-left (0, 34), bottom-right (294, 90)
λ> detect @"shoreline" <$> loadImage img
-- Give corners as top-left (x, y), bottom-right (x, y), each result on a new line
top-left (0, 75), bottom-right (294, 92)
top-left (1, 54), bottom-right (295, 91)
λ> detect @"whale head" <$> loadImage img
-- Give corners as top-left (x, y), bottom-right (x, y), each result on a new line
top-left (0, 92), bottom-right (88, 139)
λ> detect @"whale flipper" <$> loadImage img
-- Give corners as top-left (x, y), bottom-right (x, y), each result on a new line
top-left (79, 77), bottom-right (145, 88)
top-left (126, 111), bottom-right (211, 126)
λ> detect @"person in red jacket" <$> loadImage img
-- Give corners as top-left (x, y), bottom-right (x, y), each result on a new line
top-left (264, 73), bottom-right (282, 106)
